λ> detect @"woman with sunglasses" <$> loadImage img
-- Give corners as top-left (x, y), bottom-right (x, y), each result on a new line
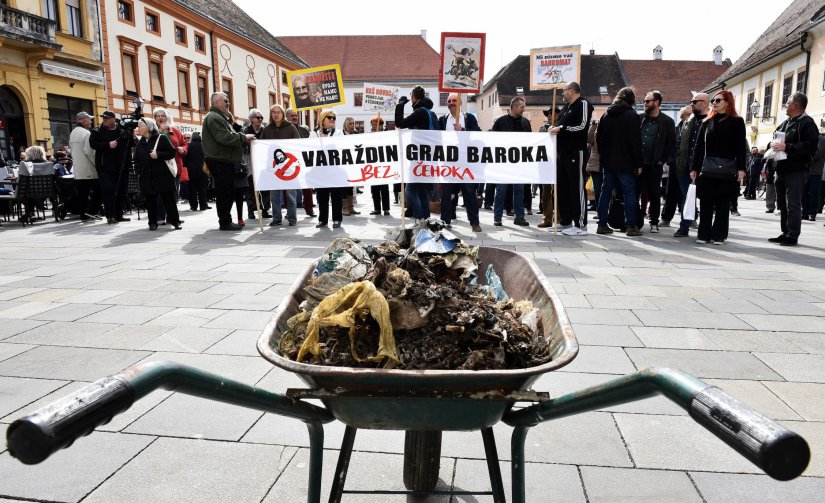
top-left (689, 90), bottom-right (747, 244)
top-left (312, 109), bottom-right (345, 228)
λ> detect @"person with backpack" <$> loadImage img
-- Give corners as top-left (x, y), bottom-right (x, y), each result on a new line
top-left (395, 85), bottom-right (440, 219)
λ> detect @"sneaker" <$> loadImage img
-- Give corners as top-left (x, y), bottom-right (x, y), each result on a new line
top-left (731, 210), bottom-right (741, 216)
top-left (513, 218), bottom-right (529, 227)
top-left (674, 229), bottom-right (688, 238)
top-left (780, 238), bottom-right (798, 246)
top-left (332, 221), bottom-right (341, 228)
top-left (596, 225), bottom-right (613, 235)
top-left (269, 219), bottom-right (282, 226)
top-left (711, 240), bottom-right (724, 245)
top-left (626, 226), bottom-right (643, 237)
top-left (494, 220), bottom-right (503, 226)
top-left (650, 224), bottom-right (659, 233)
top-left (659, 220), bottom-right (671, 227)
top-left (471, 223), bottom-right (482, 232)
top-left (696, 239), bottom-right (709, 244)
top-left (562, 226), bottom-right (588, 236)
top-left (767, 235), bottom-right (786, 243)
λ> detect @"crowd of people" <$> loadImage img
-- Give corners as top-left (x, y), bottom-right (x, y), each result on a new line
top-left (3, 86), bottom-right (824, 243)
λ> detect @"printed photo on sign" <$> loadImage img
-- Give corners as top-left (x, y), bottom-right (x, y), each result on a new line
top-left (362, 83), bottom-right (400, 112)
top-left (439, 32), bottom-right (485, 93)
top-left (286, 64), bottom-right (345, 111)
top-left (529, 45), bottom-right (581, 90)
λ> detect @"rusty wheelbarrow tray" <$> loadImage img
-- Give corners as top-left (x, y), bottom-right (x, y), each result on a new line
top-left (5, 247), bottom-right (811, 503)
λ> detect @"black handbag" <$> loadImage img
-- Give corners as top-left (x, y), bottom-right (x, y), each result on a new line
top-left (700, 127), bottom-right (737, 178)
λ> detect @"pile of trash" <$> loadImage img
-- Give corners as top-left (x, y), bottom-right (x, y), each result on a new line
top-left (279, 219), bottom-right (553, 370)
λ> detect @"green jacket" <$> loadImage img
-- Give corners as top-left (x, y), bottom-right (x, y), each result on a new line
top-left (201, 107), bottom-right (246, 164)
top-left (675, 116), bottom-right (698, 177)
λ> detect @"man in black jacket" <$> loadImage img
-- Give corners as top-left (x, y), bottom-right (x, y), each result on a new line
top-left (491, 97), bottom-right (531, 227)
top-left (638, 91), bottom-right (676, 233)
top-left (768, 92), bottom-right (820, 246)
top-left (550, 82), bottom-right (593, 235)
top-left (438, 93), bottom-right (482, 232)
top-left (595, 87), bottom-right (643, 236)
top-left (89, 111), bottom-right (131, 224)
top-left (395, 85), bottom-right (438, 219)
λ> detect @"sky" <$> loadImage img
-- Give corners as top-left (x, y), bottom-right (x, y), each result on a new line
top-left (234, 0), bottom-right (795, 79)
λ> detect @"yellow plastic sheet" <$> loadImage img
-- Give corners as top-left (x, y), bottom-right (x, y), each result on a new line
top-left (297, 281), bottom-right (400, 366)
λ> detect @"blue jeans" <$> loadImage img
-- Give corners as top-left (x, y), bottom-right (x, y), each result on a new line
top-left (598, 171), bottom-right (637, 227)
top-left (494, 184), bottom-right (523, 221)
top-left (677, 174), bottom-right (693, 232)
top-left (270, 189), bottom-right (297, 223)
top-left (405, 183), bottom-right (430, 219)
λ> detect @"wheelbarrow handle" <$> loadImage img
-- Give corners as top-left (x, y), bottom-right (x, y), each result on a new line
top-left (6, 360), bottom-right (334, 465)
top-left (504, 367), bottom-right (809, 481)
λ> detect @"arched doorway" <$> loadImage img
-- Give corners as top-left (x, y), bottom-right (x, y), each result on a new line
top-left (0, 86), bottom-right (28, 163)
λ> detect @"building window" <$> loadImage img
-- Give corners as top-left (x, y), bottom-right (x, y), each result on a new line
top-left (149, 61), bottom-right (164, 102)
top-left (282, 93), bottom-right (290, 109)
top-left (117, 1), bottom-right (133, 23)
top-left (177, 69), bottom-right (190, 108)
top-left (247, 85), bottom-right (257, 109)
top-left (353, 93), bottom-right (363, 107)
top-left (197, 76), bottom-right (208, 111)
top-left (122, 53), bottom-right (139, 97)
top-left (796, 69), bottom-right (806, 93)
top-left (222, 77), bottom-right (233, 114)
top-left (145, 10), bottom-right (160, 35)
top-left (194, 33), bottom-right (206, 54)
top-left (41, 0), bottom-right (59, 22)
top-left (439, 93), bottom-right (448, 107)
top-left (745, 90), bottom-right (755, 122)
top-left (269, 92), bottom-right (277, 109)
top-left (281, 72), bottom-right (287, 85)
top-left (174, 23), bottom-right (187, 46)
top-left (47, 94), bottom-right (93, 152)
top-left (781, 73), bottom-right (793, 107)
top-left (762, 82), bottom-right (773, 119)
top-left (66, 0), bottom-right (83, 37)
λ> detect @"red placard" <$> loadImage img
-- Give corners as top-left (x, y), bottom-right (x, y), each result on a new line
top-left (439, 32), bottom-right (486, 94)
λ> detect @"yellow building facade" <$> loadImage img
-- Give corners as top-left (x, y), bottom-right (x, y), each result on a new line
top-left (0, 0), bottom-right (106, 160)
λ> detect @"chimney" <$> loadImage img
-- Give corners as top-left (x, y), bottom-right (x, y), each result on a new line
top-left (653, 45), bottom-right (663, 60)
top-left (589, 49), bottom-right (595, 55)
top-left (420, 29), bottom-right (427, 40)
top-left (713, 45), bottom-right (723, 65)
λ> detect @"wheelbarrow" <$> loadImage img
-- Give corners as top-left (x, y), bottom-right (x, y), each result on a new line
top-left (5, 248), bottom-right (811, 502)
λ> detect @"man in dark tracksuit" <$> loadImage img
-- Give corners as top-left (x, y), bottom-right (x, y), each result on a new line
top-left (550, 82), bottom-right (593, 235)
top-left (637, 91), bottom-right (676, 233)
top-left (767, 92), bottom-right (819, 246)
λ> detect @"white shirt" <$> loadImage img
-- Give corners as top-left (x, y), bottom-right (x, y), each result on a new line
top-left (444, 113), bottom-right (466, 131)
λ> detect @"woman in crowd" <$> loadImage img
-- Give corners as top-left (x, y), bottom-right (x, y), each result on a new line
top-left (153, 107), bottom-right (187, 226)
top-left (313, 109), bottom-right (344, 228)
top-left (341, 116), bottom-right (361, 216)
top-left (243, 108), bottom-right (270, 221)
top-left (690, 90), bottom-right (746, 244)
top-left (184, 132), bottom-right (209, 211)
top-left (134, 118), bottom-right (181, 230)
top-left (368, 115), bottom-right (390, 216)
top-left (261, 104), bottom-right (300, 226)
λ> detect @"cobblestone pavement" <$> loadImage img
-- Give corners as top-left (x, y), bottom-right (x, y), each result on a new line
top-left (1, 196), bottom-right (824, 502)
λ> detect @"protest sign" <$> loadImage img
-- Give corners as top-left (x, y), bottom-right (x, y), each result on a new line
top-left (250, 131), bottom-right (556, 190)
top-left (286, 64), bottom-right (345, 111)
top-left (529, 45), bottom-right (581, 90)
top-left (439, 32), bottom-right (485, 93)
top-left (362, 83), bottom-right (400, 112)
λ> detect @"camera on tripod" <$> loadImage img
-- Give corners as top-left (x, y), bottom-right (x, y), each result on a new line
top-left (116, 98), bottom-right (145, 133)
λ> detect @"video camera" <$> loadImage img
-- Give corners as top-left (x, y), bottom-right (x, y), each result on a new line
top-left (116, 98), bottom-right (145, 132)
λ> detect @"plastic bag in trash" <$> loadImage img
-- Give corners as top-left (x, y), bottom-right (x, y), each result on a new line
top-left (314, 238), bottom-right (373, 281)
top-left (414, 227), bottom-right (461, 254)
top-left (485, 264), bottom-right (507, 301)
top-left (297, 281), bottom-right (400, 366)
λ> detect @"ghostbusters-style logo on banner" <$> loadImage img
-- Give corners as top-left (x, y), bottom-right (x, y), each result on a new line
top-left (272, 149), bottom-right (300, 181)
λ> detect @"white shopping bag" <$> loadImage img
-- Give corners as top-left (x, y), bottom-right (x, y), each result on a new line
top-left (683, 184), bottom-right (697, 220)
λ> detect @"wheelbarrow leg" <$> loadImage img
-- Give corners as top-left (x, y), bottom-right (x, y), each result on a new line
top-left (481, 427), bottom-right (507, 503)
top-left (306, 421), bottom-right (325, 503)
top-left (510, 426), bottom-right (529, 503)
top-left (328, 425), bottom-right (357, 503)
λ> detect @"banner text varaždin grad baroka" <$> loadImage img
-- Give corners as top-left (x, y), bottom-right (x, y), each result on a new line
top-left (249, 130), bottom-right (557, 190)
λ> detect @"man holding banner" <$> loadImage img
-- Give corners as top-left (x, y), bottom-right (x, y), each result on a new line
top-left (395, 85), bottom-right (439, 219)
top-left (438, 93), bottom-right (482, 232)
top-left (491, 97), bottom-right (531, 227)
top-left (550, 82), bottom-right (593, 236)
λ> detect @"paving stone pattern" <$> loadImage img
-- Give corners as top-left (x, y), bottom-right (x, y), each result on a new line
top-left (0, 197), bottom-right (823, 501)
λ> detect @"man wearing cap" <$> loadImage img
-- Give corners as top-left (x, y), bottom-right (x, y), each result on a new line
top-left (69, 112), bottom-right (100, 220)
top-left (202, 92), bottom-right (256, 230)
top-left (89, 110), bottom-right (131, 224)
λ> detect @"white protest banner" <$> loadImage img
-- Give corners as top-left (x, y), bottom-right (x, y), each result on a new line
top-left (250, 131), bottom-right (556, 190)
top-left (401, 130), bottom-right (556, 184)
top-left (529, 45), bottom-right (581, 90)
top-left (250, 131), bottom-right (403, 190)
top-left (362, 83), bottom-right (400, 112)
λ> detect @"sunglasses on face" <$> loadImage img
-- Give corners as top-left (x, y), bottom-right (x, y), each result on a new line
top-left (326, 116), bottom-right (336, 120)
top-left (253, 116), bottom-right (263, 119)
top-left (711, 98), bottom-right (725, 104)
